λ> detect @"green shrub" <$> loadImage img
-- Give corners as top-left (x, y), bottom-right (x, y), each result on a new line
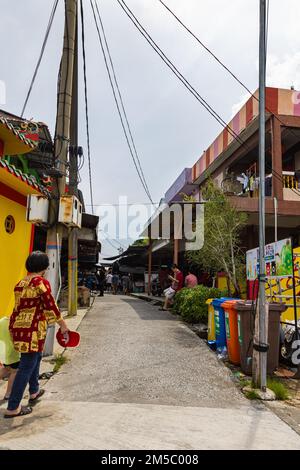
top-left (267, 379), bottom-right (289, 400)
top-left (172, 285), bottom-right (226, 323)
top-left (245, 389), bottom-right (260, 400)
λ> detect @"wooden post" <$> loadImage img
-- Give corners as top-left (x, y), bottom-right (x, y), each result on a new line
top-left (173, 238), bottom-right (179, 265)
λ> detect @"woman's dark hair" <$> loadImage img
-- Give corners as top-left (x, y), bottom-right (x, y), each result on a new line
top-left (26, 251), bottom-right (49, 273)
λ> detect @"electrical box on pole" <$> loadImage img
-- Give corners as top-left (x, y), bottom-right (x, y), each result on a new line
top-left (58, 195), bottom-right (82, 228)
top-left (26, 195), bottom-right (49, 224)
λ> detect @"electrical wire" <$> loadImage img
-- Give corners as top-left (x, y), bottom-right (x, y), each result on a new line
top-left (86, 202), bottom-right (159, 206)
top-left (158, 0), bottom-right (300, 182)
top-left (94, 0), bottom-right (153, 204)
top-left (118, 0), bottom-right (300, 198)
top-left (158, 0), bottom-right (254, 99)
top-left (90, 0), bottom-right (154, 204)
top-left (80, 0), bottom-right (95, 213)
top-left (21, 0), bottom-right (59, 117)
top-left (117, 0), bottom-right (252, 148)
top-left (99, 229), bottom-right (127, 250)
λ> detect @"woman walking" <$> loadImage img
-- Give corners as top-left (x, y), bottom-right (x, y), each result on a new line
top-left (4, 251), bottom-right (68, 418)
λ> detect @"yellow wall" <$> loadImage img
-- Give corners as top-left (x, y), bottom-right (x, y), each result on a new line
top-left (266, 247), bottom-right (300, 322)
top-left (0, 195), bottom-right (32, 318)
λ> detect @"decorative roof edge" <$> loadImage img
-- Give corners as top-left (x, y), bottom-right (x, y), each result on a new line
top-left (0, 117), bottom-right (38, 150)
top-left (0, 159), bottom-right (51, 197)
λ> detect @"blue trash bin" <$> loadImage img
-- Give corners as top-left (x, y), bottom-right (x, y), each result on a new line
top-left (212, 297), bottom-right (236, 353)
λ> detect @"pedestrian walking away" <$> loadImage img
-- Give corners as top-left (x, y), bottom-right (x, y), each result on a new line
top-left (106, 271), bottom-right (112, 292)
top-left (4, 251), bottom-right (69, 419)
top-left (121, 273), bottom-right (130, 295)
top-left (96, 266), bottom-right (106, 297)
top-left (111, 274), bottom-right (119, 295)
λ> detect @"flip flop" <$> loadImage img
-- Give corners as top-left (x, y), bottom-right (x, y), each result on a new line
top-left (39, 371), bottom-right (54, 380)
top-left (4, 406), bottom-right (32, 419)
top-left (28, 389), bottom-right (45, 404)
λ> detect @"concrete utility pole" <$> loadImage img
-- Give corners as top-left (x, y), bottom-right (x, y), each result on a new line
top-left (253, 0), bottom-right (268, 390)
top-left (68, 1), bottom-right (79, 316)
top-left (44, 0), bottom-right (78, 354)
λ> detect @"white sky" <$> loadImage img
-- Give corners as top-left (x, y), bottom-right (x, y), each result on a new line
top-left (1, 0), bottom-right (300, 256)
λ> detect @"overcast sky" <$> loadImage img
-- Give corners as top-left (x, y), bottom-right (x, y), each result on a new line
top-left (1, 0), bottom-right (300, 256)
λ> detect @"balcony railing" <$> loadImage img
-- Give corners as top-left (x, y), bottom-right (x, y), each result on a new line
top-left (282, 171), bottom-right (298, 189)
top-left (282, 171), bottom-right (300, 201)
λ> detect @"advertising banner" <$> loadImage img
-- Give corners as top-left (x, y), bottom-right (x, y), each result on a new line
top-left (246, 238), bottom-right (293, 280)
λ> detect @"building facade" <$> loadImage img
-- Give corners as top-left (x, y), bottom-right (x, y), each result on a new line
top-left (0, 117), bottom-right (48, 318)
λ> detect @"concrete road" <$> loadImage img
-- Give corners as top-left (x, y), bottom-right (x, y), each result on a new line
top-left (1, 295), bottom-right (300, 450)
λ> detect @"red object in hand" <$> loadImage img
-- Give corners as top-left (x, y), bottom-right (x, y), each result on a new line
top-left (56, 329), bottom-right (80, 348)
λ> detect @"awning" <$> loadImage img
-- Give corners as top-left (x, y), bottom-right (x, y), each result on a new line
top-left (103, 245), bottom-right (149, 261)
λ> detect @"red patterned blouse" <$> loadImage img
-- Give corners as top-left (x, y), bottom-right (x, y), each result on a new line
top-left (9, 276), bottom-right (62, 353)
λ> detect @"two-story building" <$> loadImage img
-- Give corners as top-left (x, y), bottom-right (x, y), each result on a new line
top-left (0, 115), bottom-right (48, 318)
top-left (191, 87), bottom-right (300, 249)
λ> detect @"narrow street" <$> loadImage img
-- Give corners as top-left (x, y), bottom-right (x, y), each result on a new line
top-left (1, 296), bottom-right (300, 450)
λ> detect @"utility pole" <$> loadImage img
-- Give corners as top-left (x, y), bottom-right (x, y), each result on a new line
top-left (253, 0), bottom-right (267, 390)
top-left (44, 0), bottom-right (78, 354)
top-left (68, 1), bottom-right (79, 316)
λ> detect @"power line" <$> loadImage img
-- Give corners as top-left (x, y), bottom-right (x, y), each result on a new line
top-left (117, 0), bottom-right (249, 149)
top-left (99, 229), bottom-right (127, 250)
top-left (158, 0), bottom-right (300, 190)
top-left (94, 0), bottom-right (153, 204)
top-left (21, 0), bottom-right (59, 117)
top-left (86, 202), bottom-right (159, 206)
top-left (90, 0), bottom-right (154, 204)
top-left (158, 0), bottom-right (254, 99)
top-left (119, 0), bottom-right (300, 198)
top-left (80, 0), bottom-right (95, 213)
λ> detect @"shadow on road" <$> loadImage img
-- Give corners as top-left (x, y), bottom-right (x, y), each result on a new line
top-left (121, 297), bottom-right (178, 322)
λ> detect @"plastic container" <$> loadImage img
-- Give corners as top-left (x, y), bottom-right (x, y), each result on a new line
top-left (212, 298), bottom-right (232, 352)
top-left (206, 298), bottom-right (216, 342)
top-left (235, 301), bottom-right (287, 375)
top-left (221, 300), bottom-right (240, 365)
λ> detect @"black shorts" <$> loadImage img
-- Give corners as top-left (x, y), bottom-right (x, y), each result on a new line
top-left (3, 361), bottom-right (19, 370)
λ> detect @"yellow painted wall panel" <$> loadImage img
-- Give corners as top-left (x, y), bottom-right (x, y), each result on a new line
top-left (0, 196), bottom-right (31, 318)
